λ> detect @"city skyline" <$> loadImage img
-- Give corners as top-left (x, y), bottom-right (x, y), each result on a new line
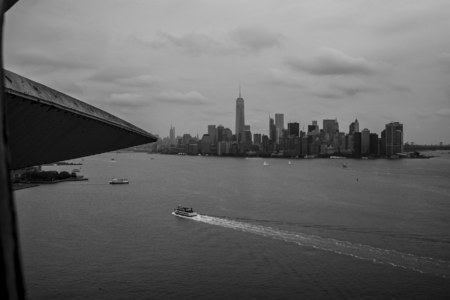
top-left (160, 85), bottom-right (405, 158)
top-left (4, 1), bottom-right (450, 144)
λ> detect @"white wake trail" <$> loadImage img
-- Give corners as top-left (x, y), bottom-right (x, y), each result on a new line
top-left (191, 214), bottom-right (450, 278)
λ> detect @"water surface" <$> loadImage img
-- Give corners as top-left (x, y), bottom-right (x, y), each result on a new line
top-left (15, 152), bottom-right (450, 299)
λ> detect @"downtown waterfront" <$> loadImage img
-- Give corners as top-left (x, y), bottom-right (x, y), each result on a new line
top-left (14, 152), bottom-right (450, 299)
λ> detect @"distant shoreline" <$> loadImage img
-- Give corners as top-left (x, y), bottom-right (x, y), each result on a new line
top-left (12, 177), bottom-right (88, 191)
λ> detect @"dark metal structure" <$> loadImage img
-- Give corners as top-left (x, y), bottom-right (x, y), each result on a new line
top-left (4, 69), bottom-right (157, 170)
top-left (0, 1), bottom-right (157, 298)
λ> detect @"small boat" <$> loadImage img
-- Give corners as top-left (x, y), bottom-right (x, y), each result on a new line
top-left (109, 178), bottom-right (129, 184)
top-left (342, 164), bottom-right (347, 168)
top-left (263, 161), bottom-right (269, 166)
top-left (72, 168), bottom-right (80, 173)
top-left (288, 160), bottom-right (292, 165)
top-left (172, 206), bottom-right (198, 218)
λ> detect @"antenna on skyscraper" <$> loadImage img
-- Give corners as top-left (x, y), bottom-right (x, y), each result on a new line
top-left (239, 85), bottom-right (241, 98)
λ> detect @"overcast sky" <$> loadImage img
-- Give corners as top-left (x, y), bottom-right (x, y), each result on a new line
top-left (4, 0), bottom-right (450, 144)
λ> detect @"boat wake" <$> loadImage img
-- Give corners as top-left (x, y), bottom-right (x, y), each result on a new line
top-left (190, 214), bottom-right (450, 279)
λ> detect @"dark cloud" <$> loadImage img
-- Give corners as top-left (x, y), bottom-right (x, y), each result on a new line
top-left (285, 47), bottom-right (382, 76)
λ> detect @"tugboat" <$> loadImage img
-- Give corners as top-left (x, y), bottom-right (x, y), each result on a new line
top-left (172, 206), bottom-right (198, 218)
top-left (109, 178), bottom-right (129, 184)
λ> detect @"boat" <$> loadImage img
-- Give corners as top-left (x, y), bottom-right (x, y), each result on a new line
top-left (172, 206), bottom-right (198, 218)
top-left (342, 164), bottom-right (348, 168)
top-left (263, 161), bottom-right (269, 166)
top-left (288, 160), bottom-right (292, 165)
top-left (109, 178), bottom-right (129, 184)
top-left (71, 168), bottom-right (80, 173)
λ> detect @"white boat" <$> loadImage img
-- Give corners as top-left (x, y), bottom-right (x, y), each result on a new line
top-left (263, 161), bottom-right (269, 166)
top-left (172, 206), bottom-right (198, 218)
top-left (288, 160), bottom-right (292, 165)
top-left (109, 178), bottom-right (129, 184)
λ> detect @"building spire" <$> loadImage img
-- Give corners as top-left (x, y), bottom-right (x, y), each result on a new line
top-left (239, 85), bottom-right (241, 98)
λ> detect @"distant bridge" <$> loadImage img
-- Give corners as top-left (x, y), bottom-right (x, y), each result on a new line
top-left (4, 69), bottom-right (157, 170)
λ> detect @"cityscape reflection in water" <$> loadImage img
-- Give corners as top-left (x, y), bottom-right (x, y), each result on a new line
top-left (15, 152), bottom-right (450, 299)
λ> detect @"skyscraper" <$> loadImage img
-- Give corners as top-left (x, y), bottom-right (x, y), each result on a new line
top-left (323, 119), bottom-right (339, 144)
top-left (217, 125), bottom-right (224, 142)
top-left (308, 121), bottom-right (319, 135)
top-left (288, 122), bottom-right (300, 137)
top-left (386, 122), bottom-right (403, 156)
top-left (169, 125), bottom-right (175, 145)
top-left (269, 117), bottom-right (276, 142)
top-left (361, 128), bottom-right (370, 154)
top-left (235, 87), bottom-right (245, 142)
top-left (349, 119), bottom-right (360, 134)
top-left (208, 125), bottom-right (216, 145)
top-left (275, 113), bottom-right (284, 144)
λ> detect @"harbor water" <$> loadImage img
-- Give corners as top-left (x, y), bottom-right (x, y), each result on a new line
top-left (14, 152), bottom-right (450, 299)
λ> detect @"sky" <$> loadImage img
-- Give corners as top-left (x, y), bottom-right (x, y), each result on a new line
top-left (4, 0), bottom-right (450, 144)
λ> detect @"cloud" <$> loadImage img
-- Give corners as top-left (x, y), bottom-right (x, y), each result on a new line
top-left (155, 90), bottom-right (208, 105)
top-left (285, 47), bottom-right (383, 76)
top-left (8, 50), bottom-right (92, 71)
top-left (263, 69), bottom-right (305, 89)
top-left (140, 26), bottom-right (283, 56)
top-left (89, 69), bottom-right (159, 90)
top-left (108, 93), bottom-right (150, 108)
top-left (438, 52), bottom-right (450, 71)
top-left (414, 112), bottom-right (430, 119)
top-left (143, 31), bottom-right (232, 56)
top-left (89, 67), bottom-right (142, 83)
top-left (307, 76), bottom-right (380, 99)
top-left (435, 108), bottom-right (450, 118)
top-left (230, 26), bottom-right (283, 53)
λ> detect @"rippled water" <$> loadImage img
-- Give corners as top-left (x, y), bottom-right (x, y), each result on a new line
top-left (15, 152), bottom-right (450, 299)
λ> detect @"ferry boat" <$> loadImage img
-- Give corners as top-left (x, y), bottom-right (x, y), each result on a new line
top-left (172, 206), bottom-right (197, 218)
top-left (109, 178), bottom-right (129, 184)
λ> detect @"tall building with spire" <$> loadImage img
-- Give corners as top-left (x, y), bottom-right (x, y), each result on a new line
top-left (235, 87), bottom-right (245, 142)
